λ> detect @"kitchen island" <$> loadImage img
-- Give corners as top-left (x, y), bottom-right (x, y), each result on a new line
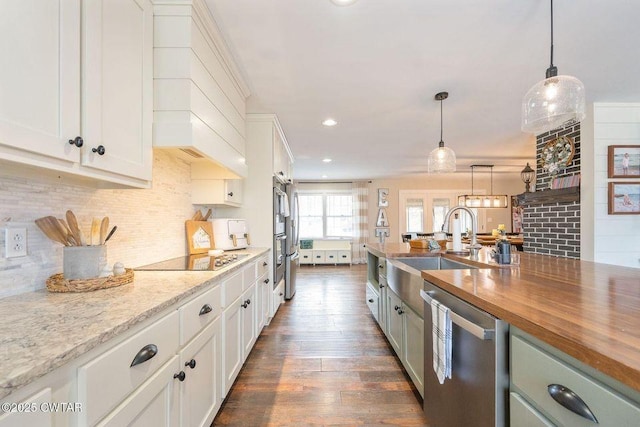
top-left (367, 242), bottom-right (640, 423)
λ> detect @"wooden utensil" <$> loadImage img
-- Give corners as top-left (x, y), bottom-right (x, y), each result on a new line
top-left (66, 210), bottom-right (85, 246)
top-left (35, 217), bottom-right (67, 246)
top-left (104, 225), bottom-right (117, 243)
top-left (100, 217), bottom-right (109, 245)
top-left (90, 218), bottom-right (100, 246)
top-left (57, 218), bottom-right (77, 246)
top-left (192, 210), bottom-right (203, 221)
top-left (202, 208), bottom-right (212, 221)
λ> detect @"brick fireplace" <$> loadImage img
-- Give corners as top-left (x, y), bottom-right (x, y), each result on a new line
top-left (520, 122), bottom-right (581, 259)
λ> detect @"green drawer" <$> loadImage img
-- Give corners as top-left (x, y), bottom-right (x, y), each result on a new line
top-left (510, 392), bottom-right (554, 427)
top-left (511, 335), bottom-right (640, 426)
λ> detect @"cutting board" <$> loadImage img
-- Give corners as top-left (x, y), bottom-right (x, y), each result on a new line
top-left (185, 220), bottom-right (214, 255)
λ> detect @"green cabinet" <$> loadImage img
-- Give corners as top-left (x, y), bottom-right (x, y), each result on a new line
top-left (510, 328), bottom-right (640, 426)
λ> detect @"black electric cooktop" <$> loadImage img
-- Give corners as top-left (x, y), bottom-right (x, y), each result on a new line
top-left (135, 253), bottom-right (250, 271)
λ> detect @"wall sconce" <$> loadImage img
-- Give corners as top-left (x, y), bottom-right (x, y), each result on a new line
top-left (521, 163), bottom-right (535, 192)
top-left (458, 165), bottom-right (509, 208)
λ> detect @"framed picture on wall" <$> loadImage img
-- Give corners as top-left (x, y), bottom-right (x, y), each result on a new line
top-left (608, 182), bottom-right (640, 214)
top-left (608, 145), bottom-right (640, 178)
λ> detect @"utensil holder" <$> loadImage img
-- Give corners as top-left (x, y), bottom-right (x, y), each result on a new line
top-left (63, 245), bottom-right (107, 280)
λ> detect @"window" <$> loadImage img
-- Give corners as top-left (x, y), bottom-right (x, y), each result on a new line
top-left (299, 192), bottom-right (353, 238)
top-left (405, 198), bottom-right (424, 233)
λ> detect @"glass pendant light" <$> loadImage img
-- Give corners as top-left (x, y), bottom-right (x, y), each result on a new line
top-left (428, 92), bottom-right (456, 173)
top-left (521, 0), bottom-right (585, 134)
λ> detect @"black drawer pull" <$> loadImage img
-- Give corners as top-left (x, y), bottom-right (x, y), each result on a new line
top-left (263, 261), bottom-right (268, 267)
top-left (368, 298), bottom-right (374, 303)
top-left (185, 359), bottom-right (196, 369)
top-left (547, 384), bottom-right (598, 423)
top-left (199, 304), bottom-right (212, 316)
top-left (92, 145), bottom-right (106, 155)
top-left (130, 344), bottom-right (157, 367)
top-left (174, 371), bottom-right (186, 382)
top-left (264, 278), bottom-right (270, 284)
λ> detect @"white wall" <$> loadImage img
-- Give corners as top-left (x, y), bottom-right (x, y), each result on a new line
top-left (0, 151), bottom-right (196, 298)
top-left (592, 103), bottom-right (640, 268)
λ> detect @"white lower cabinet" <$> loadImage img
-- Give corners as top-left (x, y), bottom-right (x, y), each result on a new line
top-left (365, 282), bottom-right (379, 324)
top-left (222, 295), bottom-right (243, 396)
top-left (78, 311), bottom-right (180, 426)
top-left (0, 388), bottom-right (52, 427)
top-left (96, 356), bottom-right (180, 427)
top-left (178, 317), bottom-right (222, 427)
top-left (257, 272), bottom-right (271, 331)
top-left (241, 285), bottom-right (257, 362)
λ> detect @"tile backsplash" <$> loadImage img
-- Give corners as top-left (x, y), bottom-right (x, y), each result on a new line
top-left (0, 150), bottom-right (195, 298)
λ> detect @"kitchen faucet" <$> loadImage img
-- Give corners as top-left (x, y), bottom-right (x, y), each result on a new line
top-left (442, 206), bottom-right (482, 258)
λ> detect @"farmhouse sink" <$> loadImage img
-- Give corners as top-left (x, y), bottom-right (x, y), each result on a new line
top-left (386, 257), bottom-right (477, 317)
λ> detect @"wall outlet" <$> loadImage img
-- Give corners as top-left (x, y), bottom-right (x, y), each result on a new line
top-left (5, 228), bottom-right (27, 258)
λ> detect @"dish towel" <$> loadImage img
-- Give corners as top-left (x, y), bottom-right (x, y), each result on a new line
top-left (431, 298), bottom-right (452, 384)
top-left (281, 192), bottom-right (291, 217)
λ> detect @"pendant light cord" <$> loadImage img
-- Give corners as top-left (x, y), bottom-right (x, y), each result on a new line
top-left (546, 0), bottom-right (558, 78)
top-left (439, 98), bottom-right (444, 145)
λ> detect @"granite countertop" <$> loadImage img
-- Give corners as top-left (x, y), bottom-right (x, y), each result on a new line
top-left (366, 243), bottom-right (640, 393)
top-left (0, 248), bottom-right (269, 400)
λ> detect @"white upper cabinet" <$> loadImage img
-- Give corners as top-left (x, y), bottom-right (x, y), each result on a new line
top-left (153, 0), bottom-right (250, 178)
top-left (0, 1), bottom-right (80, 163)
top-left (273, 125), bottom-right (294, 182)
top-left (0, 0), bottom-right (153, 188)
top-left (81, 0), bottom-right (153, 182)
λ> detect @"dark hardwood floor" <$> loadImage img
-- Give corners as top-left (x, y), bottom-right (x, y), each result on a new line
top-left (212, 264), bottom-right (429, 426)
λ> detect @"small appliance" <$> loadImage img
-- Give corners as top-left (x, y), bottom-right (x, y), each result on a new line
top-left (211, 218), bottom-right (250, 250)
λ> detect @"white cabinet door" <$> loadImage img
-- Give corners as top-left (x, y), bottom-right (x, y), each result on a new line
top-left (0, 388), bottom-right (52, 427)
top-left (179, 317), bottom-right (222, 427)
top-left (96, 356), bottom-right (180, 427)
top-left (241, 284), bottom-right (257, 362)
top-left (256, 273), bottom-right (270, 332)
top-left (222, 298), bottom-right (243, 395)
top-left (224, 180), bottom-right (243, 205)
top-left (81, 0), bottom-right (152, 181)
top-left (271, 279), bottom-right (285, 317)
top-left (402, 304), bottom-right (424, 398)
top-left (0, 1), bottom-right (80, 163)
top-left (386, 289), bottom-right (403, 356)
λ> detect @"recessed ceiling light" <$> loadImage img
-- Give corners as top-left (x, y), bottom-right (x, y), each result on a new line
top-left (322, 158), bottom-right (332, 163)
top-left (330, 0), bottom-right (358, 6)
top-left (322, 118), bottom-right (337, 127)
top-left (322, 175), bottom-right (328, 179)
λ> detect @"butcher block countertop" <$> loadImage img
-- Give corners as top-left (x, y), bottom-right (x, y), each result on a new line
top-left (367, 243), bottom-right (640, 393)
top-left (0, 248), bottom-right (269, 400)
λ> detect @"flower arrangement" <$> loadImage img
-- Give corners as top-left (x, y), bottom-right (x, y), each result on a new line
top-left (542, 136), bottom-right (574, 176)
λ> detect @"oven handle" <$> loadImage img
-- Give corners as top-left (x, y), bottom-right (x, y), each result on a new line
top-left (420, 290), bottom-right (494, 340)
top-left (275, 234), bottom-right (287, 241)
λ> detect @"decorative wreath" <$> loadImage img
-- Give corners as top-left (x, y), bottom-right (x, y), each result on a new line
top-left (541, 136), bottom-right (575, 175)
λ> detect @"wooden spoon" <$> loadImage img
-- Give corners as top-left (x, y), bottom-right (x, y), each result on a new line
top-left (192, 210), bottom-right (203, 221)
top-left (202, 208), bottom-right (212, 221)
top-left (90, 218), bottom-right (100, 246)
top-left (35, 217), bottom-right (67, 245)
top-left (66, 210), bottom-right (85, 246)
top-left (100, 217), bottom-right (109, 245)
top-left (57, 218), bottom-right (77, 246)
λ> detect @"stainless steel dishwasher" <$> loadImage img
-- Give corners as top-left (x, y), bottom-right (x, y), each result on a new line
top-left (421, 281), bottom-right (509, 426)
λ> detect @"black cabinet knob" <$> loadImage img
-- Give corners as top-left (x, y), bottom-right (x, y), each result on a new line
top-left (68, 136), bottom-right (83, 147)
top-left (246, 299), bottom-right (251, 305)
top-left (263, 262), bottom-right (268, 267)
top-left (242, 302), bottom-right (248, 308)
top-left (264, 278), bottom-right (270, 284)
top-left (379, 284), bottom-right (385, 288)
top-left (227, 191), bottom-right (234, 197)
top-left (279, 292), bottom-right (284, 296)
top-left (185, 359), bottom-right (196, 369)
top-left (394, 305), bottom-right (400, 311)
top-left (92, 145), bottom-right (106, 155)
top-left (368, 299), bottom-right (374, 303)
top-left (174, 371), bottom-right (186, 382)
top-left (397, 309), bottom-right (404, 315)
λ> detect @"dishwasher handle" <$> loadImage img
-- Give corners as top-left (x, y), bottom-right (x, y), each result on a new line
top-left (420, 289), bottom-right (494, 340)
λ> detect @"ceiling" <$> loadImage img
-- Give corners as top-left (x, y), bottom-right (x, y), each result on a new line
top-left (205, 0), bottom-right (640, 180)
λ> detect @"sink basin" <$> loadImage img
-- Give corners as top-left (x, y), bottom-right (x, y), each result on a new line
top-left (392, 257), bottom-right (473, 271)
top-left (386, 257), bottom-right (476, 317)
